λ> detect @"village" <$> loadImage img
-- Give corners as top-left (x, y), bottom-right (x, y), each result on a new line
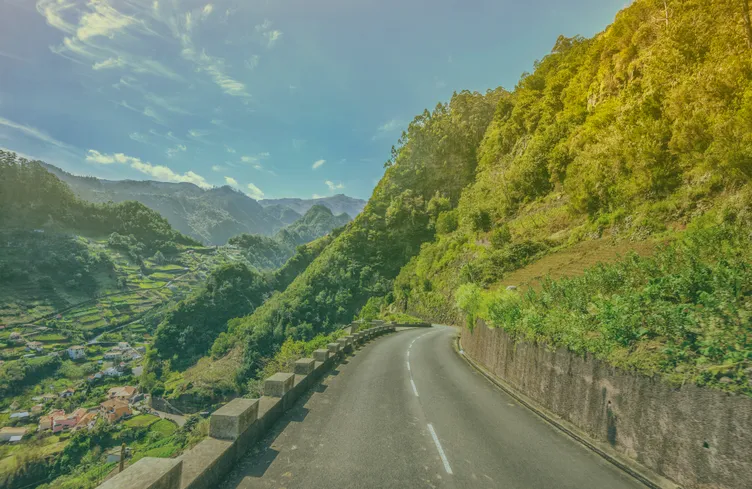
top-left (1, 339), bottom-right (155, 445)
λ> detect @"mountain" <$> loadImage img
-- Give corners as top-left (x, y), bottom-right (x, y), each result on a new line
top-left (227, 205), bottom-right (352, 271)
top-left (42, 163), bottom-right (286, 245)
top-left (274, 205), bottom-right (351, 249)
top-left (259, 194), bottom-right (366, 219)
top-left (186, 0), bottom-right (752, 397)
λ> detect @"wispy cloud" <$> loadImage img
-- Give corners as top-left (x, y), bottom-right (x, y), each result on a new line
top-left (166, 144), bottom-right (187, 158)
top-left (312, 159), bottom-right (325, 170)
top-left (245, 55), bottom-right (260, 70)
top-left (211, 164), bottom-right (224, 172)
top-left (373, 119), bottom-right (403, 140)
top-left (225, 145), bottom-right (236, 153)
top-left (129, 132), bottom-right (148, 143)
top-left (224, 176), bottom-right (238, 186)
top-left (246, 183), bottom-right (264, 199)
top-left (188, 129), bottom-right (210, 140)
top-left (86, 149), bottom-right (211, 188)
top-left (325, 180), bottom-right (345, 191)
top-left (0, 115), bottom-right (70, 148)
top-left (255, 19), bottom-right (283, 48)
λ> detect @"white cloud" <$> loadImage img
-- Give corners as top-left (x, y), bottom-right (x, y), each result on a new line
top-left (373, 119), bottom-right (404, 140)
top-left (312, 193), bottom-right (325, 199)
top-left (188, 129), bottom-right (209, 139)
top-left (225, 145), bottom-right (236, 153)
top-left (245, 55), bottom-right (260, 70)
top-left (312, 159), bottom-right (325, 170)
top-left (202, 4), bottom-right (214, 19)
top-left (224, 176), bottom-right (238, 186)
top-left (129, 132), bottom-right (147, 143)
top-left (325, 180), bottom-right (345, 191)
top-left (246, 183), bottom-right (264, 199)
top-left (255, 19), bottom-right (282, 48)
top-left (166, 144), bottom-right (186, 158)
top-left (76, 2), bottom-right (135, 41)
top-left (143, 106), bottom-right (163, 124)
top-left (92, 56), bottom-right (125, 70)
top-left (211, 164), bottom-right (223, 172)
top-left (0, 116), bottom-right (70, 148)
top-left (211, 119), bottom-right (223, 126)
top-left (85, 149), bottom-right (211, 188)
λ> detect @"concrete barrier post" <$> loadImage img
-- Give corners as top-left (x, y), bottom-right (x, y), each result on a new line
top-left (209, 398), bottom-right (260, 441)
top-left (264, 372), bottom-right (295, 397)
top-left (97, 458), bottom-right (182, 489)
top-left (327, 342), bottom-right (340, 356)
top-left (337, 337), bottom-right (350, 353)
top-left (313, 349), bottom-right (329, 362)
top-left (294, 358), bottom-right (315, 376)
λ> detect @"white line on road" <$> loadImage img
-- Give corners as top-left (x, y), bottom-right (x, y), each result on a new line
top-left (407, 361), bottom-right (411, 371)
top-left (410, 378), bottom-right (419, 397)
top-left (427, 423), bottom-right (453, 475)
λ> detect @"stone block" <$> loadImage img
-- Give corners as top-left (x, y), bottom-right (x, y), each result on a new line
top-left (313, 349), bottom-right (329, 362)
top-left (97, 457), bottom-right (182, 489)
top-left (210, 398), bottom-right (259, 441)
top-left (264, 372), bottom-right (295, 397)
top-left (327, 342), bottom-right (340, 354)
top-left (294, 358), bottom-right (315, 376)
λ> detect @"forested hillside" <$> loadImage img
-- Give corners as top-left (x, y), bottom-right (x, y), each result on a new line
top-left (191, 0), bottom-right (752, 394)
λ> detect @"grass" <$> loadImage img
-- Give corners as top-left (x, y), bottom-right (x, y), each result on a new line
top-left (150, 419), bottom-right (177, 437)
top-left (123, 414), bottom-right (160, 428)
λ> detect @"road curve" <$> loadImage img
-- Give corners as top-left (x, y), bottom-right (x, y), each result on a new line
top-left (220, 326), bottom-right (644, 489)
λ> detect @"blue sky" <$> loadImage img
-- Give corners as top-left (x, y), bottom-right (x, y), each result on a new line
top-left (0, 0), bottom-right (627, 200)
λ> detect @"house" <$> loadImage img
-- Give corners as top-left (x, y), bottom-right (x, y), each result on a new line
top-left (9, 332), bottom-right (21, 341)
top-left (42, 393), bottom-right (57, 403)
top-left (38, 410), bottom-right (65, 431)
top-left (0, 427), bottom-right (27, 442)
top-left (75, 411), bottom-right (98, 431)
top-left (59, 388), bottom-right (75, 399)
top-left (31, 404), bottom-right (44, 414)
top-left (118, 342), bottom-right (130, 350)
top-left (87, 371), bottom-right (104, 382)
top-left (103, 367), bottom-right (124, 377)
top-left (108, 386), bottom-right (138, 402)
top-left (100, 399), bottom-right (131, 423)
top-left (67, 346), bottom-right (86, 360)
top-left (26, 341), bottom-right (43, 353)
top-left (10, 412), bottom-right (30, 421)
top-left (104, 349), bottom-right (123, 361)
top-left (52, 414), bottom-right (77, 433)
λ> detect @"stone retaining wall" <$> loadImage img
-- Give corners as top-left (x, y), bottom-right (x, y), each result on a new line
top-left (97, 322), bottom-right (397, 489)
top-left (461, 321), bottom-right (752, 489)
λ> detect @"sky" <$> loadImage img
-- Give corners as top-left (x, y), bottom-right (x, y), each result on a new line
top-left (0, 0), bottom-right (628, 200)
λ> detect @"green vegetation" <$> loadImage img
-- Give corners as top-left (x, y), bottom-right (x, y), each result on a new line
top-left (459, 216), bottom-right (752, 393)
top-left (186, 0), bottom-right (752, 399)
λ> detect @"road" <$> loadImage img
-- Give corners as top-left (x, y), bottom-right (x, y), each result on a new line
top-left (220, 325), bottom-right (644, 489)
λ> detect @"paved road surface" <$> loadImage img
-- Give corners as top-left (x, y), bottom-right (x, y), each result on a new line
top-left (220, 326), bottom-right (644, 489)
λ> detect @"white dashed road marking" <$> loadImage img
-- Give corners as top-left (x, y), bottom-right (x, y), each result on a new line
top-left (428, 423), bottom-right (453, 475)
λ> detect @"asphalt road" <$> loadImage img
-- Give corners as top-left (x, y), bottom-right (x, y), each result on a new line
top-left (220, 325), bottom-right (644, 489)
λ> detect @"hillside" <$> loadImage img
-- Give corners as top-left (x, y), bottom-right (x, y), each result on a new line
top-left (259, 194), bottom-right (366, 218)
top-left (189, 0), bottom-right (752, 395)
top-left (42, 164), bottom-right (366, 245)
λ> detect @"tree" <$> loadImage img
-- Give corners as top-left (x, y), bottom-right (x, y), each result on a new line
top-left (742, 0), bottom-right (752, 48)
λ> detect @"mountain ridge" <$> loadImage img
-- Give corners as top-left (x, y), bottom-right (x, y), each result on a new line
top-left (40, 163), bottom-right (366, 245)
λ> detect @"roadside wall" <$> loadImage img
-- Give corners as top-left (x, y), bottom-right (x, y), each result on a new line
top-left (461, 322), bottom-right (752, 489)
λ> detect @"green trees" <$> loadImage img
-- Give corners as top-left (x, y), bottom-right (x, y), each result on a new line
top-left (153, 262), bottom-right (271, 370)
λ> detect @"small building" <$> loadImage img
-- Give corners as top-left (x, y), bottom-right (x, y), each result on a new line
top-left (38, 410), bottom-right (65, 431)
top-left (104, 350), bottom-right (123, 361)
top-left (103, 367), bottom-right (124, 377)
top-left (42, 393), bottom-right (57, 403)
top-left (59, 388), bottom-right (75, 399)
top-left (75, 411), bottom-right (98, 431)
top-left (26, 341), bottom-right (43, 353)
top-left (31, 404), bottom-right (44, 414)
top-left (100, 399), bottom-right (131, 423)
top-left (108, 386), bottom-right (138, 402)
top-left (9, 412), bottom-right (30, 421)
top-left (0, 427), bottom-right (27, 442)
top-left (52, 415), bottom-right (77, 433)
top-left (67, 346), bottom-right (86, 360)
top-left (9, 332), bottom-right (21, 341)
top-left (118, 342), bottom-right (130, 350)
